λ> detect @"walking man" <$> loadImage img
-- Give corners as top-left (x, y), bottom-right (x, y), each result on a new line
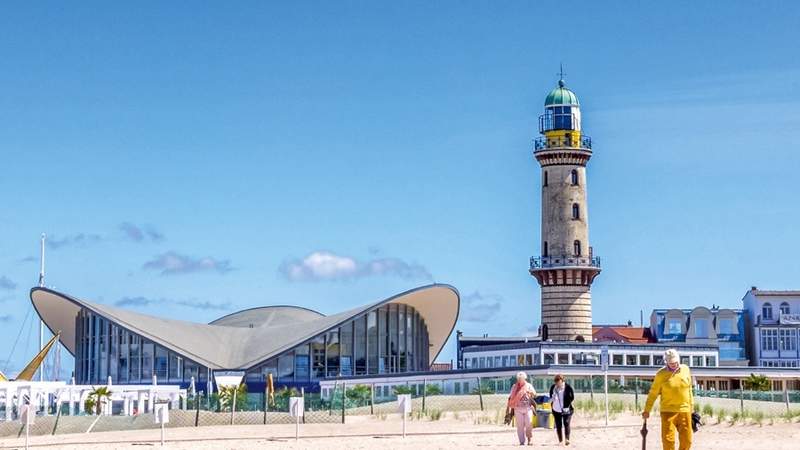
top-left (642, 349), bottom-right (694, 450)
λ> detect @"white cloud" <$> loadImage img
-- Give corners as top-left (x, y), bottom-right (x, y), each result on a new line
top-left (280, 251), bottom-right (432, 282)
top-left (143, 251), bottom-right (233, 275)
top-left (459, 291), bottom-right (502, 323)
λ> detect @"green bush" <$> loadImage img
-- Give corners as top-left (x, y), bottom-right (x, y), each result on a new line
top-left (393, 385), bottom-right (414, 395)
top-left (702, 404), bottom-right (714, 417)
top-left (346, 384), bottom-right (372, 406)
top-left (425, 383), bottom-right (442, 396)
top-left (715, 407), bottom-right (727, 424)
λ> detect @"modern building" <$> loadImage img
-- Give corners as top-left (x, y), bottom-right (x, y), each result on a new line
top-left (650, 307), bottom-right (748, 366)
top-left (529, 76), bottom-right (601, 342)
top-left (457, 337), bottom-right (720, 370)
top-left (29, 284), bottom-right (460, 391)
top-left (742, 287), bottom-right (800, 367)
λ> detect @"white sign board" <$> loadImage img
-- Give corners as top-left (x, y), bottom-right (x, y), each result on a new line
top-left (19, 404), bottom-right (35, 425)
top-left (397, 394), bottom-right (412, 414)
top-left (600, 345), bottom-right (609, 371)
top-left (213, 371), bottom-right (245, 388)
top-left (289, 397), bottom-right (304, 418)
top-left (154, 403), bottom-right (170, 424)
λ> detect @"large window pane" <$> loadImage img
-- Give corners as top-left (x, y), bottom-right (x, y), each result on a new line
top-left (109, 325), bottom-right (118, 381)
top-left (118, 330), bottom-right (129, 383)
top-left (355, 316), bottom-right (366, 375)
top-left (278, 352), bottom-right (295, 382)
top-left (154, 346), bottom-right (168, 382)
top-left (367, 311), bottom-right (378, 375)
top-left (389, 305), bottom-right (398, 372)
top-left (311, 335), bottom-right (326, 379)
top-left (141, 341), bottom-right (154, 381)
top-left (326, 330), bottom-right (339, 377)
top-left (129, 335), bottom-right (140, 382)
top-left (340, 322), bottom-right (353, 376)
top-left (399, 306), bottom-right (406, 372)
top-left (183, 360), bottom-right (199, 385)
top-left (295, 344), bottom-right (310, 382)
top-left (169, 352), bottom-right (181, 382)
top-left (378, 307), bottom-right (388, 373)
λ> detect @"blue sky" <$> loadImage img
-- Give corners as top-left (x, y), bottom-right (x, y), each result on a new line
top-left (1, 1), bottom-right (799, 375)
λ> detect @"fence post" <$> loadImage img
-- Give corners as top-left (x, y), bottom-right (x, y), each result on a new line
top-left (301, 387), bottom-right (306, 424)
top-left (739, 383), bottom-right (744, 415)
top-left (422, 379), bottom-right (427, 413)
top-left (263, 387), bottom-right (268, 425)
top-left (341, 382), bottom-right (346, 424)
top-left (634, 377), bottom-right (639, 412)
top-left (477, 377), bottom-right (484, 411)
top-left (589, 374), bottom-right (594, 402)
top-left (370, 383), bottom-right (375, 415)
top-left (784, 380), bottom-right (790, 413)
top-left (195, 393), bottom-right (201, 427)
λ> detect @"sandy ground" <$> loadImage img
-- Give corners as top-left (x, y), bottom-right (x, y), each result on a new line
top-left (1, 412), bottom-right (798, 449)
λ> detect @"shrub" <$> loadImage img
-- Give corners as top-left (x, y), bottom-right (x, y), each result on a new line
top-left (425, 383), bottom-right (442, 396)
top-left (743, 374), bottom-right (770, 392)
top-left (393, 385), bottom-right (414, 395)
top-left (715, 407), bottom-right (727, 424)
top-left (702, 404), bottom-right (714, 417)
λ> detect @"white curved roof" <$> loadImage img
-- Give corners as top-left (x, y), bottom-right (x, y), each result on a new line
top-left (30, 284), bottom-right (460, 370)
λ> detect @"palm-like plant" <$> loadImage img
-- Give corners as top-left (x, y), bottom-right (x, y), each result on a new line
top-left (218, 383), bottom-right (248, 412)
top-left (743, 374), bottom-right (770, 392)
top-left (84, 386), bottom-right (112, 415)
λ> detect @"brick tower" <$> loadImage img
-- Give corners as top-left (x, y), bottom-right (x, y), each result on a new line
top-left (529, 75), bottom-right (601, 342)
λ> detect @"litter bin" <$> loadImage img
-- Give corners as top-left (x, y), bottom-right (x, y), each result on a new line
top-left (536, 409), bottom-right (553, 429)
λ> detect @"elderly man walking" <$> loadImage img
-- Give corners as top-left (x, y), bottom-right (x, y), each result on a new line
top-left (642, 349), bottom-right (694, 450)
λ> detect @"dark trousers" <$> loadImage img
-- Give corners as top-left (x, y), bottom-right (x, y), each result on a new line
top-left (553, 411), bottom-right (572, 442)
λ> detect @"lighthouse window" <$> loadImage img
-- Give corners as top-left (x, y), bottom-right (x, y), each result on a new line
top-left (572, 203), bottom-right (580, 220)
top-left (571, 169), bottom-right (579, 185)
top-left (543, 241), bottom-right (548, 257)
top-left (574, 240), bottom-right (581, 256)
top-left (543, 171), bottom-right (548, 186)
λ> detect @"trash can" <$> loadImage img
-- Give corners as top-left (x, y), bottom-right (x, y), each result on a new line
top-left (536, 409), bottom-right (553, 428)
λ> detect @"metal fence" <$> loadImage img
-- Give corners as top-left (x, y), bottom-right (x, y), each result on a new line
top-left (2, 373), bottom-right (799, 438)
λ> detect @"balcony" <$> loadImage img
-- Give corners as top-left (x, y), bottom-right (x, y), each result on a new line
top-left (530, 255), bottom-right (601, 270)
top-left (534, 134), bottom-right (592, 151)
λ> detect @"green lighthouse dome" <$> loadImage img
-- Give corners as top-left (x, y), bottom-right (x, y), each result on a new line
top-left (544, 79), bottom-right (579, 106)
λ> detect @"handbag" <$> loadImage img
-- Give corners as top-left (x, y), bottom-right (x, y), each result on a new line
top-left (504, 407), bottom-right (514, 425)
top-left (691, 412), bottom-right (702, 432)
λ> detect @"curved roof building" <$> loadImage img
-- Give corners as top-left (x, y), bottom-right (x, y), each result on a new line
top-left (30, 284), bottom-right (460, 389)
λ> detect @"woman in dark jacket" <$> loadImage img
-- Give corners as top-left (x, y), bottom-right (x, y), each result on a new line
top-left (549, 374), bottom-right (575, 446)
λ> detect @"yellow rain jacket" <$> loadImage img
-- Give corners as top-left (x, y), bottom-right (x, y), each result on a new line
top-left (644, 364), bottom-right (693, 413)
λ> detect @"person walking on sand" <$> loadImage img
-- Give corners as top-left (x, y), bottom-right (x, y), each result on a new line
top-left (642, 349), bottom-right (694, 450)
top-left (508, 371), bottom-right (536, 446)
top-left (549, 374), bottom-right (575, 446)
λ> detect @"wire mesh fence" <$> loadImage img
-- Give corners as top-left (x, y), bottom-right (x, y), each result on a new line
top-left (2, 373), bottom-right (799, 438)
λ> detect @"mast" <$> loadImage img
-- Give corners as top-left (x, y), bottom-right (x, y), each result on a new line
top-left (39, 233), bottom-right (46, 381)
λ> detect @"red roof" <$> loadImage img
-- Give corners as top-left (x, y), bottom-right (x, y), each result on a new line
top-left (592, 326), bottom-right (655, 344)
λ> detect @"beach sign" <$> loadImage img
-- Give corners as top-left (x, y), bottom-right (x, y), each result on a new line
top-left (154, 403), bottom-right (170, 424)
top-left (289, 397), bottom-right (304, 417)
top-left (397, 394), bottom-right (412, 414)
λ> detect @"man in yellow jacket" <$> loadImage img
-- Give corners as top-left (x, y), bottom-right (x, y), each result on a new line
top-left (642, 349), bottom-right (693, 450)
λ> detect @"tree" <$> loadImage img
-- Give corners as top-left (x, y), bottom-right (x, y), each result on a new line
top-left (84, 386), bottom-right (112, 415)
top-left (743, 374), bottom-right (770, 392)
top-left (218, 383), bottom-right (248, 412)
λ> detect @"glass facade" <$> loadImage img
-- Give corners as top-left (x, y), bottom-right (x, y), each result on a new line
top-left (74, 303), bottom-right (431, 387)
top-left (246, 304), bottom-right (431, 383)
top-left (75, 309), bottom-right (206, 385)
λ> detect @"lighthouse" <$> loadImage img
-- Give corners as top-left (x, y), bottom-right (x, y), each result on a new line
top-left (529, 75), bottom-right (601, 342)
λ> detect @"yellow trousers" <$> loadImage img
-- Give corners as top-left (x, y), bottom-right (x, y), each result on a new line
top-left (660, 412), bottom-right (693, 450)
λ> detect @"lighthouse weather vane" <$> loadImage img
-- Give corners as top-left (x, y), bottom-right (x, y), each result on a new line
top-left (558, 63), bottom-right (567, 81)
